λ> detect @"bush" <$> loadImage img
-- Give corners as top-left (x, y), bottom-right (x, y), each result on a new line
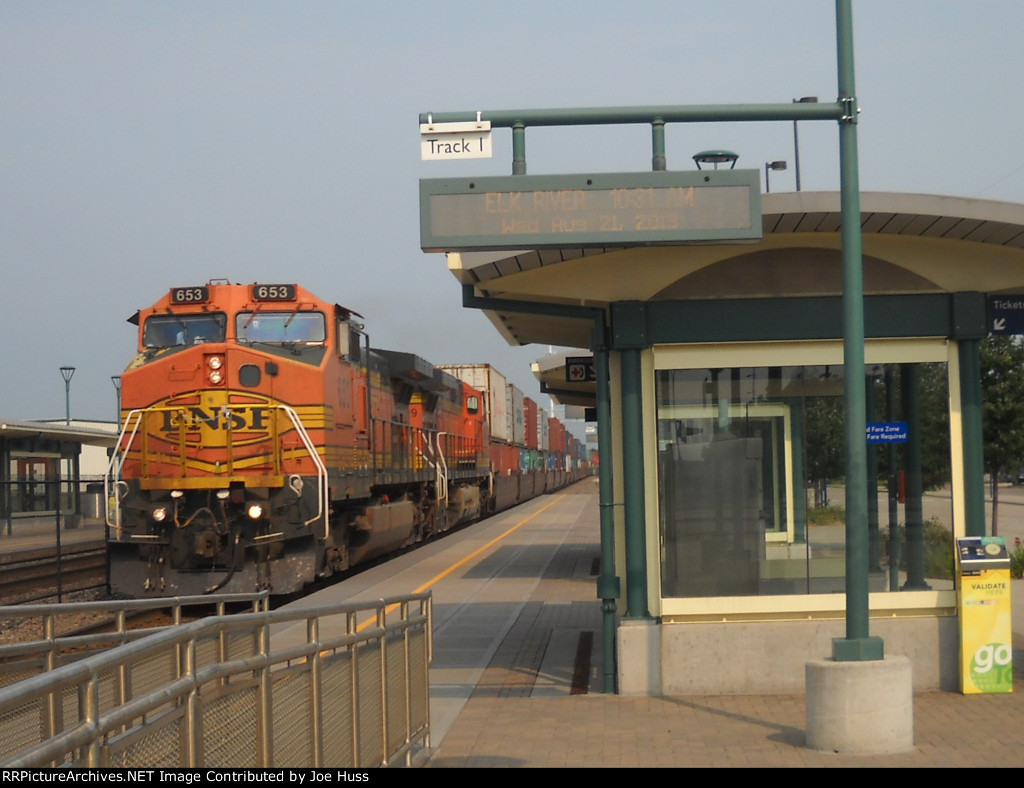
top-left (883, 518), bottom-right (955, 581)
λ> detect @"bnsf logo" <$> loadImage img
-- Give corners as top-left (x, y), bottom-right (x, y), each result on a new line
top-left (161, 406), bottom-right (270, 432)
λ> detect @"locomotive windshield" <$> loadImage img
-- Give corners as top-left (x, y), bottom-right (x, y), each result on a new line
top-left (236, 311), bottom-right (326, 344)
top-left (143, 313), bottom-right (227, 348)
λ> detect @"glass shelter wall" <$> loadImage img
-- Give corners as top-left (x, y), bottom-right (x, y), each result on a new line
top-left (654, 344), bottom-right (955, 602)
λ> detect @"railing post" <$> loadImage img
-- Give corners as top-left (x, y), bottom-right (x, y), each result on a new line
top-left (377, 602), bottom-right (389, 767)
top-left (401, 600), bottom-right (413, 766)
top-left (84, 674), bottom-right (101, 767)
top-left (257, 617), bottom-right (273, 767)
top-left (42, 612), bottom-right (60, 748)
top-left (348, 610), bottom-right (361, 767)
top-left (184, 636), bottom-right (200, 767)
top-left (309, 615), bottom-right (324, 767)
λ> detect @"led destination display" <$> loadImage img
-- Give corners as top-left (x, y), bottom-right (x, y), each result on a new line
top-left (420, 171), bottom-right (761, 252)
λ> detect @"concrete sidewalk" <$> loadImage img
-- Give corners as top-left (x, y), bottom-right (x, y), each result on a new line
top-left (420, 485), bottom-right (1024, 768)
top-left (426, 594), bottom-right (1024, 768)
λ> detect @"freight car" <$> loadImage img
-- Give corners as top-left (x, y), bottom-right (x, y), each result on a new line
top-left (106, 280), bottom-right (590, 596)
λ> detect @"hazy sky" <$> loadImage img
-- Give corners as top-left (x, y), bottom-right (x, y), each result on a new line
top-left (3, 1), bottom-right (1024, 422)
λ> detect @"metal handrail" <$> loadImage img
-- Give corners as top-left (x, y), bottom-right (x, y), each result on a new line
top-left (434, 432), bottom-right (449, 507)
top-left (0, 591), bottom-right (432, 768)
top-left (275, 404), bottom-right (328, 534)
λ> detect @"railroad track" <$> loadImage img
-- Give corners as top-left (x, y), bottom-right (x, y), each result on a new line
top-left (0, 544), bottom-right (107, 605)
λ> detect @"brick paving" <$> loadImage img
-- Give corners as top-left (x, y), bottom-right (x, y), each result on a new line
top-left (428, 646), bottom-right (1024, 768)
top-left (423, 481), bottom-right (1024, 768)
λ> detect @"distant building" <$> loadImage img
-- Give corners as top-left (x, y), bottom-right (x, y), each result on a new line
top-left (1, 419), bottom-right (118, 531)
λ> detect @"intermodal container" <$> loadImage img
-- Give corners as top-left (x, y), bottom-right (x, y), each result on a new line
top-left (439, 364), bottom-right (510, 443)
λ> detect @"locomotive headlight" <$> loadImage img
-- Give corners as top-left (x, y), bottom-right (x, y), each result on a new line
top-left (207, 356), bottom-right (224, 385)
top-left (152, 506), bottom-right (168, 523)
top-left (247, 504), bottom-right (265, 520)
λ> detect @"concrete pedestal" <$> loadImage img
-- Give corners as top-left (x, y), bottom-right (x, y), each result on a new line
top-left (805, 656), bottom-right (913, 754)
top-left (616, 618), bottom-right (661, 696)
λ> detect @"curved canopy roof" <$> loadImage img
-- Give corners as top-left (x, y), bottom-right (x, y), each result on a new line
top-left (448, 192), bottom-right (1024, 353)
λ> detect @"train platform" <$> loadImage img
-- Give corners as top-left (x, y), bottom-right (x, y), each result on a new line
top-left (274, 478), bottom-right (1024, 769)
top-left (0, 514), bottom-right (106, 560)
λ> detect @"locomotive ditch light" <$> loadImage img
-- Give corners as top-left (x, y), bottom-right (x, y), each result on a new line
top-left (247, 504), bottom-right (265, 520)
top-left (152, 506), bottom-right (169, 523)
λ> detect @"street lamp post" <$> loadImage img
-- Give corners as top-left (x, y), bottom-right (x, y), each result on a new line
top-left (58, 366), bottom-right (76, 522)
top-left (792, 96), bottom-right (818, 191)
top-left (59, 366), bottom-right (75, 425)
top-left (764, 160), bottom-right (787, 193)
top-left (111, 375), bottom-right (122, 426)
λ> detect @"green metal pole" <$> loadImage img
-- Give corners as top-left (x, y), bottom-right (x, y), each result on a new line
top-left (901, 364), bottom-right (929, 589)
top-left (959, 339), bottom-right (987, 537)
top-left (651, 118), bottom-right (666, 172)
top-left (593, 325), bottom-right (620, 692)
top-left (886, 366), bottom-right (901, 591)
top-left (789, 399), bottom-right (807, 545)
top-left (512, 122), bottom-right (526, 175)
top-left (834, 0), bottom-right (883, 661)
top-left (620, 346), bottom-right (649, 618)
top-left (419, 102), bottom-right (841, 128)
top-left (867, 375), bottom-right (881, 572)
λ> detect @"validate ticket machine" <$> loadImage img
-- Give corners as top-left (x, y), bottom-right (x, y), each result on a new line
top-left (956, 536), bottom-right (1012, 694)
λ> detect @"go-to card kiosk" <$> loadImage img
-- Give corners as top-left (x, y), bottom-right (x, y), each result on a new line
top-left (956, 537), bottom-right (1013, 694)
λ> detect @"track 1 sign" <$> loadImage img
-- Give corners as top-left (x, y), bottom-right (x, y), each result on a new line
top-left (420, 120), bottom-right (493, 160)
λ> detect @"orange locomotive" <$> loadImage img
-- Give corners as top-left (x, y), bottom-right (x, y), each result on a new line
top-left (107, 280), bottom-right (496, 596)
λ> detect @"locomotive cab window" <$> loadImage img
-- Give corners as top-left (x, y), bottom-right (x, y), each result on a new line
top-left (143, 313), bottom-right (227, 348)
top-left (236, 311), bottom-right (326, 344)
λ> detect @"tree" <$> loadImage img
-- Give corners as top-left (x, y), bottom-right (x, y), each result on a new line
top-left (914, 362), bottom-right (951, 491)
top-left (980, 335), bottom-right (1024, 535)
top-left (803, 395), bottom-right (845, 506)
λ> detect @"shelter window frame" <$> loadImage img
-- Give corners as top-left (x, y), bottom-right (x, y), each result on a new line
top-left (649, 337), bottom-right (961, 620)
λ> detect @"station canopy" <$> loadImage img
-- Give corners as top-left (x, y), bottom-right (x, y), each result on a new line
top-left (461, 191), bottom-right (1024, 404)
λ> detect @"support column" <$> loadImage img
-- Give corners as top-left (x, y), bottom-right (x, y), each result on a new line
top-left (807, 3), bottom-right (907, 751)
top-left (833, 0), bottom-right (882, 661)
top-left (959, 338), bottom-right (986, 537)
top-left (593, 323), bottom-right (620, 693)
top-left (612, 301), bottom-right (650, 620)
top-left (511, 122), bottom-right (526, 175)
top-left (621, 346), bottom-right (649, 618)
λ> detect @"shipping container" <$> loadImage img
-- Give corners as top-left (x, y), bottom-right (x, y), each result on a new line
top-left (440, 364), bottom-right (509, 443)
top-left (548, 417), bottom-right (566, 455)
top-left (537, 407), bottom-right (549, 451)
top-left (506, 383), bottom-right (525, 447)
top-left (524, 398), bottom-right (538, 450)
